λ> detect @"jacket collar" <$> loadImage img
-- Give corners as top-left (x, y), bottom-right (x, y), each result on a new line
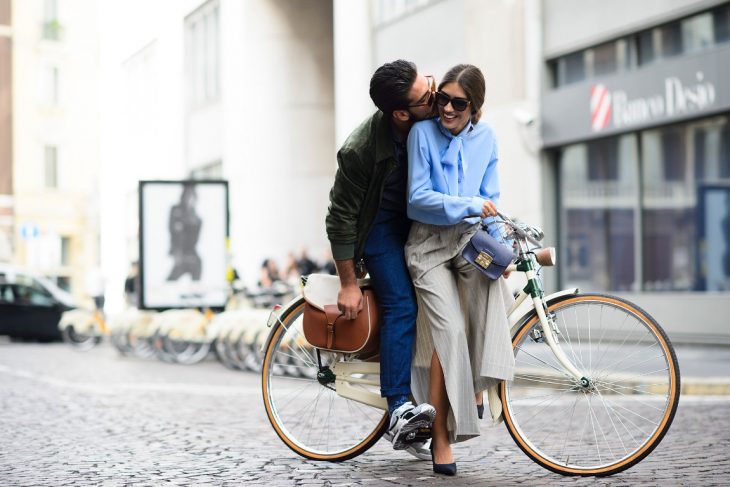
top-left (374, 111), bottom-right (397, 164)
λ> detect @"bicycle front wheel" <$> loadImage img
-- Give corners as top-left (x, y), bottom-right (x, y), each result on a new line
top-left (502, 294), bottom-right (680, 476)
top-left (261, 297), bottom-right (388, 461)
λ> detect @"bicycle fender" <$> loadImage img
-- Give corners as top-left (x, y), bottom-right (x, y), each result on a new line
top-left (509, 288), bottom-right (579, 338)
top-left (262, 295), bottom-right (305, 353)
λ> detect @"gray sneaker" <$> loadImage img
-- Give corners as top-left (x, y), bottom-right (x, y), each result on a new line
top-left (387, 401), bottom-right (436, 450)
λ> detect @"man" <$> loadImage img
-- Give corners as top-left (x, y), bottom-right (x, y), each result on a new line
top-left (326, 60), bottom-right (436, 453)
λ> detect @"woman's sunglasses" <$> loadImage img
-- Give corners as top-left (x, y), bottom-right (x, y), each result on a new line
top-left (435, 91), bottom-right (471, 112)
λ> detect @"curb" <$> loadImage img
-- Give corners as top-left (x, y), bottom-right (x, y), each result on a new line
top-left (681, 377), bottom-right (730, 395)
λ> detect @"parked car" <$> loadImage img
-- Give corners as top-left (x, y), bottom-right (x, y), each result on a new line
top-left (0, 264), bottom-right (77, 341)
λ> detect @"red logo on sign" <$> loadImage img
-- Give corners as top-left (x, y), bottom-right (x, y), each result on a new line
top-left (591, 84), bottom-right (612, 131)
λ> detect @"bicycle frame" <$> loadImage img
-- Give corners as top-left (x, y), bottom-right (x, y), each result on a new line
top-left (265, 213), bottom-right (590, 411)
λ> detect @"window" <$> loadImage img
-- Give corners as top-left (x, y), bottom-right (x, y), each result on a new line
top-left (185, 1), bottom-right (220, 106)
top-left (552, 6), bottom-right (730, 88)
top-left (592, 41), bottom-right (618, 76)
top-left (682, 12), bottom-right (714, 54)
top-left (56, 276), bottom-right (70, 292)
top-left (44, 145), bottom-right (57, 188)
top-left (559, 118), bottom-right (730, 292)
top-left (714, 4), bottom-right (730, 44)
top-left (44, 66), bottom-right (59, 104)
top-left (42, 0), bottom-right (60, 40)
top-left (559, 135), bottom-right (640, 292)
top-left (659, 22), bottom-right (683, 57)
top-left (637, 30), bottom-right (656, 65)
top-left (60, 236), bottom-right (70, 266)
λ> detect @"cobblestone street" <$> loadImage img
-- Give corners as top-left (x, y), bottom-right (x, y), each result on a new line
top-left (1, 340), bottom-right (729, 486)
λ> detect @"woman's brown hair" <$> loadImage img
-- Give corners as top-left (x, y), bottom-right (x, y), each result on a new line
top-left (438, 64), bottom-right (485, 124)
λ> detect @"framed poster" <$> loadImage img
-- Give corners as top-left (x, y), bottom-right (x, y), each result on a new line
top-left (138, 180), bottom-right (229, 309)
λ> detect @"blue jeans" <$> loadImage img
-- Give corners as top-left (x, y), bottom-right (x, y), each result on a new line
top-left (363, 210), bottom-right (417, 399)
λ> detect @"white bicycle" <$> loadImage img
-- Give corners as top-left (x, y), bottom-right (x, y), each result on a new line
top-left (260, 212), bottom-right (680, 476)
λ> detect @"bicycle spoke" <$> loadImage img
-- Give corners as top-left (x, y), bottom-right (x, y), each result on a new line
top-left (558, 393), bottom-right (582, 463)
top-left (516, 346), bottom-right (576, 380)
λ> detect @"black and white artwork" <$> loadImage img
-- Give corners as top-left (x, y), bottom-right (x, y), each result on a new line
top-left (139, 180), bottom-right (229, 309)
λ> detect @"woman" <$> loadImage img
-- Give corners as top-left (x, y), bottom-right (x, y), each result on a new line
top-left (405, 64), bottom-right (515, 475)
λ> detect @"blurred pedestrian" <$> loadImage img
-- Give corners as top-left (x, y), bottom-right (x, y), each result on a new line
top-left (258, 258), bottom-right (281, 288)
top-left (296, 247), bottom-right (317, 276)
top-left (124, 261), bottom-right (139, 307)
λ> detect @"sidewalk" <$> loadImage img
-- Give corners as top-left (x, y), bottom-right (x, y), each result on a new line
top-left (675, 344), bottom-right (730, 395)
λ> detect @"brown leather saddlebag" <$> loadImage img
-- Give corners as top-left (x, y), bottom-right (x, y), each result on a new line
top-left (302, 275), bottom-right (380, 355)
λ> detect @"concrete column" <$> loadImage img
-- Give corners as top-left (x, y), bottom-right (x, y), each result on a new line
top-left (333, 0), bottom-right (374, 151)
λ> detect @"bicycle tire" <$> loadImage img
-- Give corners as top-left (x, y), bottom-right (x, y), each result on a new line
top-left (501, 293), bottom-right (680, 476)
top-left (62, 325), bottom-right (101, 351)
top-left (261, 297), bottom-right (388, 461)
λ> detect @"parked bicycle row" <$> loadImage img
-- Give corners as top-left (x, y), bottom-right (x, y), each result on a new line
top-left (58, 284), bottom-right (309, 375)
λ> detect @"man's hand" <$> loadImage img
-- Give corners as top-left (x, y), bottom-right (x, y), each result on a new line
top-left (333, 258), bottom-right (364, 320)
top-left (338, 284), bottom-right (363, 320)
top-left (481, 200), bottom-right (497, 219)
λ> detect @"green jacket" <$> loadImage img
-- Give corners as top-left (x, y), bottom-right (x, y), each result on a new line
top-left (326, 111), bottom-right (401, 262)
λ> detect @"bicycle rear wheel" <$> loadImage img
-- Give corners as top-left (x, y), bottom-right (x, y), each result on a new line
top-left (261, 297), bottom-right (388, 461)
top-left (501, 294), bottom-right (680, 476)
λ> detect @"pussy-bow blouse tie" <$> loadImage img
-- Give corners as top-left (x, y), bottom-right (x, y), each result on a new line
top-left (439, 122), bottom-right (472, 195)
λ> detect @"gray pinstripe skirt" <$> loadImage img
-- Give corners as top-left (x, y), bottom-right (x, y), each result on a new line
top-left (405, 221), bottom-right (515, 444)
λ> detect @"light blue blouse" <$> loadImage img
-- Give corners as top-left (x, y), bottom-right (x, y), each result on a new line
top-left (407, 117), bottom-right (500, 235)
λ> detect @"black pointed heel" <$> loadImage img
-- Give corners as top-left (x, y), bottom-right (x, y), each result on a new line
top-left (430, 442), bottom-right (457, 476)
top-left (477, 403), bottom-right (484, 420)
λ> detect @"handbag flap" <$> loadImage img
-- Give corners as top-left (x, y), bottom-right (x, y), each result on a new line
top-left (467, 229), bottom-right (513, 267)
top-left (302, 274), bottom-right (340, 311)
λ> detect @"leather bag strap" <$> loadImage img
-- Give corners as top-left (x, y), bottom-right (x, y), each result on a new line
top-left (323, 305), bottom-right (341, 350)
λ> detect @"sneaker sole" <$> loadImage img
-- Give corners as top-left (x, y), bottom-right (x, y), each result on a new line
top-left (392, 409), bottom-right (436, 450)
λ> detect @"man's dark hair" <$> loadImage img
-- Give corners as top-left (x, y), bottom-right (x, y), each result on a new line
top-left (369, 60), bottom-right (418, 115)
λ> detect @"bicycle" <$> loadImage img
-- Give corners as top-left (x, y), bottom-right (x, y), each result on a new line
top-left (260, 211), bottom-right (680, 476)
top-left (60, 306), bottom-right (133, 354)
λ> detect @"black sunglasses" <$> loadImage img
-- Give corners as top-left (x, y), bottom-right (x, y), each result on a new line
top-left (435, 91), bottom-right (471, 112)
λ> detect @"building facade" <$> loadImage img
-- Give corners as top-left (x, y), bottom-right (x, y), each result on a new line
top-left (99, 0), bottom-right (335, 310)
top-left (0, 0), bottom-right (12, 262)
top-left (8, 0), bottom-right (101, 300)
top-left (542, 0), bottom-right (730, 342)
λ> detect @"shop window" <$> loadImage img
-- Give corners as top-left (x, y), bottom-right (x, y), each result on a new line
top-left (559, 135), bottom-right (639, 292)
top-left (641, 127), bottom-right (695, 291)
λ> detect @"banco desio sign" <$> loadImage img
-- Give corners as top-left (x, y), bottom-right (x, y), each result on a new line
top-left (591, 72), bottom-right (716, 132)
top-left (541, 45), bottom-right (730, 147)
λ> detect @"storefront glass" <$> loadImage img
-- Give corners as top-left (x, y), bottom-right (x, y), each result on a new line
top-left (559, 116), bottom-right (730, 292)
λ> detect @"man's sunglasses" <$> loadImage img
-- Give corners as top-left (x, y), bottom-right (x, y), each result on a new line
top-left (435, 91), bottom-right (471, 112)
top-left (407, 75), bottom-right (436, 108)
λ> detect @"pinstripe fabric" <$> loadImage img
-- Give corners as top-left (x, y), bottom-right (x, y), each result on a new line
top-left (405, 221), bottom-right (515, 444)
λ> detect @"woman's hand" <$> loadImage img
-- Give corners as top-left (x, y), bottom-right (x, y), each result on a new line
top-left (338, 284), bottom-right (363, 320)
top-left (481, 200), bottom-right (498, 219)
